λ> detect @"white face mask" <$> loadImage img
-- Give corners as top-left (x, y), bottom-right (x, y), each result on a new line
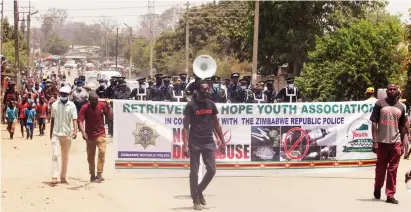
top-left (213, 84), bottom-right (220, 89)
top-left (288, 84), bottom-right (294, 89)
top-left (60, 96), bottom-right (68, 101)
top-left (99, 83), bottom-right (105, 87)
top-left (77, 86), bottom-right (83, 90)
top-left (241, 86), bottom-right (247, 89)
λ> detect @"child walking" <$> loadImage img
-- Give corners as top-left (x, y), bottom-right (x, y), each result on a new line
top-left (5, 101), bottom-right (18, 139)
top-left (25, 102), bottom-right (37, 140)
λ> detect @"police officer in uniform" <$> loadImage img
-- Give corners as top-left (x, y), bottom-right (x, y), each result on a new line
top-left (96, 79), bottom-right (107, 98)
top-left (114, 77), bottom-right (131, 99)
top-left (105, 77), bottom-right (118, 99)
top-left (149, 74), bottom-right (165, 101)
top-left (250, 82), bottom-right (266, 103)
top-left (179, 73), bottom-right (188, 90)
top-left (209, 76), bottom-right (227, 103)
top-left (276, 76), bottom-right (299, 103)
top-left (168, 77), bottom-right (186, 102)
top-left (161, 76), bottom-right (173, 101)
top-left (130, 78), bottom-right (148, 100)
top-left (229, 73), bottom-right (241, 102)
top-left (264, 80), bottom-right (276, 103)
top-left (243, 76), bottom-right (253, 90)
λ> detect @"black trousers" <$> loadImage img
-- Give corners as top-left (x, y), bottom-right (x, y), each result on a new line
top-left (189, 146), bottom-right (216, 203)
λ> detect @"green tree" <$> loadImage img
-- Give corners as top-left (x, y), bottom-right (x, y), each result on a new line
top-left (130, 37), bottom-right (151, 75)
top-left (153, 0), bottom-right (249, 76)
top-left (296, 16), bottom-right (405, 102)
top-left (245, 1), bottom-right (387, 76)
top-left (44, 33), bottom-right (70, 55)
top-left (403, 9), bottom-right (411, 107)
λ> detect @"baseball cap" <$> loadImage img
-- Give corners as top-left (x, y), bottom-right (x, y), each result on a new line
top-left (365, 87), bottom-right (375, 93)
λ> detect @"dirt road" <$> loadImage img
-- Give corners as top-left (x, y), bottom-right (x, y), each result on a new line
top-left (2, 125), bottom-right (411, 212)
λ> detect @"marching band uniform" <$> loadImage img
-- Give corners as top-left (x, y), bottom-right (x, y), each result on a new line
top-left (113, 77), bottom-right (131, 100)
top-left (149, 74), bottom-right (165, 101)
top-left (179, 73), bottom-right (188, 90)
top-left (105, 77), bottom-right (118, 99)
top-left (264, 80), bottom-right (276, 103)
top-left (229, 73), bottom-right (242, 103)
top-left (130, 78), bottom-right (148, 100)
top-left (168, 78), bottom-right (186, 102)
top-left (276, 76), bottom-right (298, 103)
top-left (96, 79), bottom-right (107, 98)
top-left (161, 76), bottom-right (173, 101)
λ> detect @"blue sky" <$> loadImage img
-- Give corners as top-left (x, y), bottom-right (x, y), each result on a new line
top-left (1, 0), bottom-right (410, 29)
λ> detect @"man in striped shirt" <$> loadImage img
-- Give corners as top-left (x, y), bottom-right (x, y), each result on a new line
top-left (49, 86), bottom-right (78, 186)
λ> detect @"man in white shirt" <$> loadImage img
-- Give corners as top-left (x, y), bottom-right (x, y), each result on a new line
top-left (49, 86), bottom-right (78, 186)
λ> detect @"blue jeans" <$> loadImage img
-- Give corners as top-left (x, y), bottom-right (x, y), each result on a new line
top-left (26, 123), bottom-right (34, 139)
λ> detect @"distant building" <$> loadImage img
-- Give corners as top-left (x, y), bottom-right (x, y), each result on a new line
top-left (63, 45), bottom-right (101, 60)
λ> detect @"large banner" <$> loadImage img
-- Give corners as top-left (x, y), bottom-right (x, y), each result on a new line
top-left (114, 100), bottom-right (377, 171)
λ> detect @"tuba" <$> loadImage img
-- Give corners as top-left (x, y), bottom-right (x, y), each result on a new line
top-left (185, 55), bottom-right (217, 101)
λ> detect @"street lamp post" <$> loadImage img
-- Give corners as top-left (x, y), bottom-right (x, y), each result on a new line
top-left (27, 10), bottom-right (38, 73)
top-left (124, 23), bottom-right (132, 79)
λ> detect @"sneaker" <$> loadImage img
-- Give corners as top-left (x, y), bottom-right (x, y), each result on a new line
top-left (193, 202), bottom-right (202, 210)
top-left (198, 193), bottom-right (206, 206)
top-left (60, 178), bottom-right (68, 184)
top-left (95, 175), bottom-right (105, 182)
top-left (405, 172), bottom-right (411, 184)
top-left (90, 176), bottom-right (96, 182)
top-left (373, 188), bottom-right (381, 200)
top-left (386, 197), bottom-right (399, 204)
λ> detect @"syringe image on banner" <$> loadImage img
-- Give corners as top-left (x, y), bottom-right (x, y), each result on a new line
top-left (250, 126), bottom-right (281, 161)
top-left (279, 126), bottom-right (337, 162)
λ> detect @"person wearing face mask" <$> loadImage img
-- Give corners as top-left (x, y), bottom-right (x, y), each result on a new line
top-left (161, 76), bottom-right (173, 101)
top-left (96, 79), bottom-right (107, 99)
top-left (276, 76), bottom-right (298, 103)
top-left (251, 82), bottom-right (267, 103)
top-left (149, 74), bottom-right (165, 101)
top-left (105, 77), bottom-right (118, 99)
top-left (209, 76), bottom-right (227, 103)
top-left (229, 73), bottom-right (241, 103)
top-left (182, 81), bottom-right (226, 210)
top-left (78, 91), bottom-right (113, 182)
top-left (134, 78), bottom-right (150, 100)
top-left (71, 80), bottom-right (89, 113)
top-left (264, 80), bottom-right (276, 103)
top-left (233, 79), bottom-right (248, 103)
top-left (49, 86), bottom-right (78, 186)
top-left (168, 77), bottom-right (186, 102)
top-left (113, 77), bottom-right (131, 100)
top-left (370, 84), bottom-right (407, 204)
top-left (179, 73), bottom-right (188, 90)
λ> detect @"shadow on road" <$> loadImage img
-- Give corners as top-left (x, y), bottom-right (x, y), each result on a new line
top-left (170, 206), bottom-right (214, 211)
top-left (356, 198), bottom-right (383, 202)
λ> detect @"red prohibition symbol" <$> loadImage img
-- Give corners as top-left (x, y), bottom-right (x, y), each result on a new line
top-left (283, 127), bottom-right (310, 160)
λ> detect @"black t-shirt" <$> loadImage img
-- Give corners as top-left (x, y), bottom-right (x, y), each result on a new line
top-left (184, 98), bottom-right (218, 150)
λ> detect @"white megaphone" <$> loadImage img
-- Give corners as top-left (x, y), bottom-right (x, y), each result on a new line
top-left (193, 55), bottom-right (217, 79)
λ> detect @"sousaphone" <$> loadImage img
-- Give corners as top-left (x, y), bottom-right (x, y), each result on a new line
top-left (185, 55), bottom-right (217, 101)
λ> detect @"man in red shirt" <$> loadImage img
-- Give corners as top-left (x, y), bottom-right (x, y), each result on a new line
top-left (78, 91), bottom-right (113, 182)
top-left (36, 96), bottom-right (48, 136)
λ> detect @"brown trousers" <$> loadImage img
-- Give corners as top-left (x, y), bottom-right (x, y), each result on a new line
top-left (86, 136), bottom-right (106, 176)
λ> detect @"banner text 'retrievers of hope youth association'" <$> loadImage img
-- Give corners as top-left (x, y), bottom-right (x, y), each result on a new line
top-left (122, 102), bottom-right (375, 115)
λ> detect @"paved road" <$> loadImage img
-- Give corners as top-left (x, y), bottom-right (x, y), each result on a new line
top-left (2, 124), bottom-right (411, 212)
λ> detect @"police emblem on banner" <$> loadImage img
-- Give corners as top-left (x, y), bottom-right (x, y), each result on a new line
top-left (132, 122), bottom-right (159, 149)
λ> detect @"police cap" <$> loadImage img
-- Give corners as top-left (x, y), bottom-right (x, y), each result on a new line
top-left (137, 78), bottom-right (146, 83)
top-left (211, 76), bottom-right (221, 81)
top-left (285, 76), bottom-right (295, 82)
top-left (155, 74), bottom-right (163, 79)
top-left (265, 80), bottom-right (274, 85)
top-left (179, 73), bottom-right (187, 78)
top-left (239, 79), bottom-right (247, 84)
top-left (244, 76), bottom-right (251, 81)
top-left (162, 76), bottom-right (171, 81)
top-left (204, 77), bottom-right (212, 82)
top-left (231, 73), bottom-right (240, 79)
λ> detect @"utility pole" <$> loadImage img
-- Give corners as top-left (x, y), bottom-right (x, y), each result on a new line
top-left (32, 28), bottom-right (35, 56)
top-left (124, 23), bottom-right (132, 79)
top-left (251, 0), bottom-right (260, 85)
top-left (14, 0), bottom-right (20, 88)
top-left (185, 1), bottom-right (189, 78)
top-left (148, 0), bottom-right (155, 78)
top-left (115, 27), bottom-right (118, 67)
top-left (0, 0), bottom-right (4, 55)
top-left (105, 31), bottom-right (107, 65)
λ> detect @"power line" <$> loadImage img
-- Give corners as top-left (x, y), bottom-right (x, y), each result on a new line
top-left (4, 4), bottom-right (177, 12)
